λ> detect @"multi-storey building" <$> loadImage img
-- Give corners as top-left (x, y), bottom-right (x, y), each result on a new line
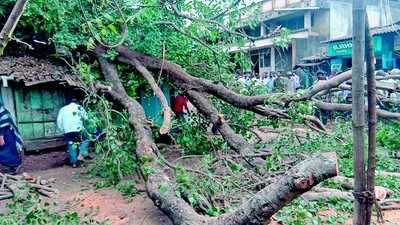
top-left (231, 0), bottom-right (400, 75)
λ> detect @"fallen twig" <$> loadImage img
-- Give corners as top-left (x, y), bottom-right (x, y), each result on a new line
top-left (0, 172), bottom-right (58, 200)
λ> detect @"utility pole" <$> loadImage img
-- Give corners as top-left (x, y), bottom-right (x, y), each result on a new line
top-left (379, 0), bottom-right (384, 26)
top-left (365, 15), bottom-right (378, 225)
top-left (352, 0), bottom-right (367, 224)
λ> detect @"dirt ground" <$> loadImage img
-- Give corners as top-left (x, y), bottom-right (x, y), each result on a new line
top-left (21, 149), bottom-right (69, 172)
top-left (31, 167), bottom-right (173, 225)
top-left (0, 150), bottom-right (172, 225)
top-left (0, 165), bottom-right (172, 225)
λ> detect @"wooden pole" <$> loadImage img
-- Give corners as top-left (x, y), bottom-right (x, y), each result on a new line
top-left (352, 0), bottom-right (367, 224)
top-left (365, 15), bottom-right (377, 225)
top-left (0, 0), bottom-right (29, 56)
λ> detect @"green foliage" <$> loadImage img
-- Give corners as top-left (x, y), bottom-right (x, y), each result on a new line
top-left (173, 164), bottom-right (225, 217)
top-left (287, 101), bottom-right (315, 123)
top-left (77, 61), bottom-right (101, 83)
top-left (175, 115), bottom-right (215, 155)
top-left (0, 0), bottom-right (15, 17)
top-left (276, 198), bottom-right (352, 225)
top-left (0, 189), bottom-right (109, 225)
top-left (84, 95), bottom-right (138, 195)
top-left (377, 121), bottom-right (400, 151)
top-left (0, 0), bottom-right (269, 90)
top-left (273, 27), bottom-right (292, 49)
top-left (116, 180), bottom-right (138, 198)
top-left (264, 150), bottom-right (284, 172)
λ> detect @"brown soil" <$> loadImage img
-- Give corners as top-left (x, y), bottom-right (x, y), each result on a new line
top-left (25, 166), bottom-right (172, 225)
top-left (21, 149), bottom-right (68, 172)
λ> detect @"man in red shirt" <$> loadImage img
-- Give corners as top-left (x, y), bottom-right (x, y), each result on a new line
top-left (173, 94), bottom-right (189, 119)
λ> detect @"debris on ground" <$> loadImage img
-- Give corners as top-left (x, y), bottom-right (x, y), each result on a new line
top-left (0, 172), bottom-right (58, 200)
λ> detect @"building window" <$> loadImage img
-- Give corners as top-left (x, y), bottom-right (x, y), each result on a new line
top-left (279, 15), bottom-right (304, 31)
top-left (311, 12), bottom-right (315, 27)
top-left (265, 15), bottom-right (305, 33)
top-left (260, 49), bottom-right (271, 68)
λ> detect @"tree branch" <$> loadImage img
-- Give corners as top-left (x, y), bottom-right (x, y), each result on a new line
top-left (130, 58), bottom-right (172, 134)
top-left (313, 100), bottom-right (400, 121)
top-left (97, 44), bottom-right (339, 225)
top-left (0, 0), bottom-right (29, 56)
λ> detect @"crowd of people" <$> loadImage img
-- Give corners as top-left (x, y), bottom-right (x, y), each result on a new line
top-left (237, 70), bottom-right (309, 93)
top-left (236, 67), bottom-right (400, 123)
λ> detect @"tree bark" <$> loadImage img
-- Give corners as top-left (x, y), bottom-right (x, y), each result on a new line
top-left (115, 46), bottom-right (331, 132)
top-left (313, 100), bottom-right (400, 120)
top-left (185, 90), bottom-right (252, 154)
top-left (96, 49), bottom-right (207, 225)
top-left (95, 49), bottom-right (339, 225)
top-left (365, 16), bottom-right (377, 225)
top-left (116, 46), bottom-right (347, 109)
top-left (0, 0), bottom-right (29, 56)
top-left (352, 0), bottom-right (367, 223)
top-left (294, 70), bottom-right (353, 101)
top-left (130, 58), bottom-right (172, 134)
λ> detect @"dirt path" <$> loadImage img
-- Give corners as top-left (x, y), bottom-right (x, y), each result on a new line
top-left (0, 166), bottom-right (172, 225)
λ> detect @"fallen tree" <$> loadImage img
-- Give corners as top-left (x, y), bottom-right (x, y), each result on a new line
top-left (91, 42), bottom-right (400, 224)
top-left (3, 0), bottom-right (400, 223)
top-left (95, 46), bottom-right (339, 225)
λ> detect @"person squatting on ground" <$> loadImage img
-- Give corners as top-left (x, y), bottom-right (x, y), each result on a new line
top-left (0, 105), bottom-right (23, 174)
top-left (57, 97), bottom-right (89, 168)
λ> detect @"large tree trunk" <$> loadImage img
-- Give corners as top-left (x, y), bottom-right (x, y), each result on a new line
top-left (352, 0), bottom-right (367, 224)
top-left (95, 46), bottom-right (339, 225)
top-left (0, 0), bottom-right (29, 56)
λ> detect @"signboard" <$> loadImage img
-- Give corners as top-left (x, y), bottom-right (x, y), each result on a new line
top-left (328, 36), bottom-right (382, 57)
top-left (330, 40), bottom-right (352, 56)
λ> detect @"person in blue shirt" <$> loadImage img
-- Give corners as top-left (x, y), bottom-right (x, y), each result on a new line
top-left (57, 97), bottom-right (89, 168)
top-left (0, 105), bottom-right (23, 174)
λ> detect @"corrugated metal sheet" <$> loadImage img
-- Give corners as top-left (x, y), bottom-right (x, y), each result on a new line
top-left (324, 22), bottom-right (400, 43)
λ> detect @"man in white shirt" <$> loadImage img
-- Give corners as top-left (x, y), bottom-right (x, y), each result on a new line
top-left (57, 98), bottom-right (89, 167)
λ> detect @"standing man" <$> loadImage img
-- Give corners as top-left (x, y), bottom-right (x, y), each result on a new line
top-left (57, 97), bottom-right (89, 168)
top-left (0, 104), bottom-right (23, 174)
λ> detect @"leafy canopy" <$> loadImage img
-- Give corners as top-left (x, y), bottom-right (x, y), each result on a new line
top-left (1, 0), bottom-right (264, 82)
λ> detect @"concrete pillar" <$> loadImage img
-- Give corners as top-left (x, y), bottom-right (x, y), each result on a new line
top-left (271, 47), bottom-right (276, 71)
top-left (304, 11), bottom-right (312, 29)
top-left (292, 40), bottom-right (297, 69)
top-left (260, 22), bottom-right (266, 37)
